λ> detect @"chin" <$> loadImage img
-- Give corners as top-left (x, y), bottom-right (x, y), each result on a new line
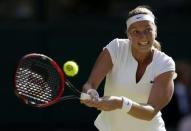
top-left (139, 47), bottom-right (152, 53)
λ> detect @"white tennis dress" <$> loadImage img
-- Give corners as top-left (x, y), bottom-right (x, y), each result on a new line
top-left (94, 38), bottom-right (175, 131)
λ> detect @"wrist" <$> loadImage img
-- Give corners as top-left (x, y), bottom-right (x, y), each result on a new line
top-left (121, 96), bottom-right (133, 113)
top-left (83, 83), bottom-right (93, 93)
top-left (87, 89), bottom-right (99, 100)
top-left (108, 96), bottom-right (123, 109)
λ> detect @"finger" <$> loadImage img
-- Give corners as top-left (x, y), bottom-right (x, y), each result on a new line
top-left (81, 100), bottom-right (98, 108)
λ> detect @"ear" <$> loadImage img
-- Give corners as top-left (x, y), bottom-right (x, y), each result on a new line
top-left (154, 31), bottom-right (157, 38)
top-left (154, 25), bottom-right (157, 38)
top-left (127, 32), bottom-right (132, 40)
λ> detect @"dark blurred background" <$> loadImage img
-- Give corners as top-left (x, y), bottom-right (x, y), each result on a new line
top-left (0, 0), bottom-right (191, 131)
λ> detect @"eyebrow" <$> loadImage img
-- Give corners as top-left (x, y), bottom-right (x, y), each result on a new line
top-left (130, 25), bottom-right (152, 30)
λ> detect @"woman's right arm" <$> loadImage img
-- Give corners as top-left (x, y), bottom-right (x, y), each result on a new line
top-left (82, 48), bottom-right (113, 93)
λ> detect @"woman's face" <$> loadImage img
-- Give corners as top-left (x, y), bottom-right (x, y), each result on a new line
top-left (128, 20), bottom-right (156, 53)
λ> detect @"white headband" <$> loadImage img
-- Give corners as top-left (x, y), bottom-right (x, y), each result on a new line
top-left (126, 14), bottom-right (155, 30)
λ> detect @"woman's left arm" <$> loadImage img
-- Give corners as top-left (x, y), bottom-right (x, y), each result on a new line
top-left (94, 71), bottom-right (175, 121)
top-left (128, 71), bottom-right (175, 120)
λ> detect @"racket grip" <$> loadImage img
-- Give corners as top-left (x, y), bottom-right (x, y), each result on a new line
top-left (80, 93), bottom-right (91, 100)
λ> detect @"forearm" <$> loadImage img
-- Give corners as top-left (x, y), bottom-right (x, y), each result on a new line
top-left (100, 97), bottom-right (158, 120)
top-left (82, 82), bottom-right (95, 92)
top-left (105, 96), bottom-right (158, 121)
top-left (128, 102), bottom-right (158, 121)
top-left (81, 94), bottom-right (158, 120)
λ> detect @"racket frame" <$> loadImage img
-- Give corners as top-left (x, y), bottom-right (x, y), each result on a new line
top-left (14, 53), bottom-right (66, 108)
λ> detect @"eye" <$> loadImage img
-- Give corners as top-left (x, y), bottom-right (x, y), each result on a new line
top-left (145, 28), bottom-right (152, 33)
top-left (131, 30), bottom-right (139, 35)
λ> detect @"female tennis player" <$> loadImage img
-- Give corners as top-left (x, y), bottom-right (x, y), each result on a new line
top-left (81, 5), bottom-right (176, 131)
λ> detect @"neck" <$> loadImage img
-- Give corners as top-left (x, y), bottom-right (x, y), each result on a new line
top-left (132, 49), bottom-right (154, 64)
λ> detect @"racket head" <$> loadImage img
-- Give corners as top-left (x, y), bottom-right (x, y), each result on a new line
top-left (14, 53), bottom-right (65, 108)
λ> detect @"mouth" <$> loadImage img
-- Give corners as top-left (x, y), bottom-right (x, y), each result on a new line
top-left (138, 41), bottom-right (151, 47)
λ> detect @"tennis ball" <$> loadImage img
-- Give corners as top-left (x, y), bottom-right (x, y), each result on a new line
top-left (63, 61), bottom-right (79, 77)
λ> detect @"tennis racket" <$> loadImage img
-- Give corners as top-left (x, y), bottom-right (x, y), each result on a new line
top-left (14, 53), bottom-right (90, 108)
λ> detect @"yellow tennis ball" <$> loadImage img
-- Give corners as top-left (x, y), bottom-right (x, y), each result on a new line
top-left (63, 61), bottom-right (79, 77)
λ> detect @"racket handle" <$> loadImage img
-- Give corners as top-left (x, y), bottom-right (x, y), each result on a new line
top-left (80, 93), bottom-right (91, 100)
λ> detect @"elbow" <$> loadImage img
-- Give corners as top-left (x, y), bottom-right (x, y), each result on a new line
top-left (142, 107), bottom-right (159, 121)
top-left (128, 103), bottom-right (160, 121)
top-left (144, 109), bottom-right (159, 121)
top-left (132, 113), bottom-right (156, 121)
top-left (130, 110), bottom-right (158, 121)
top-left (144, 114), bottom-right (156, 121)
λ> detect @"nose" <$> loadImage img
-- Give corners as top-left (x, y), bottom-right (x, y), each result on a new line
top-left (139, 31), bottom-right (147, 40)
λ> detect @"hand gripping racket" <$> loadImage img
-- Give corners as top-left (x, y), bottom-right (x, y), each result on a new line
top-left (14, 53), bottom-right (90, 108)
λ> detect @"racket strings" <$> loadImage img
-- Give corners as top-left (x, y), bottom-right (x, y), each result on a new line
top-left (15, 58), bottom-right (62, 104)
top-left (16, 68), bottom-right (52, 103)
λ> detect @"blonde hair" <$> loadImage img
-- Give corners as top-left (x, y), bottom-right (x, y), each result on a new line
top-left (127, 5), bottom-right (161, 51)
